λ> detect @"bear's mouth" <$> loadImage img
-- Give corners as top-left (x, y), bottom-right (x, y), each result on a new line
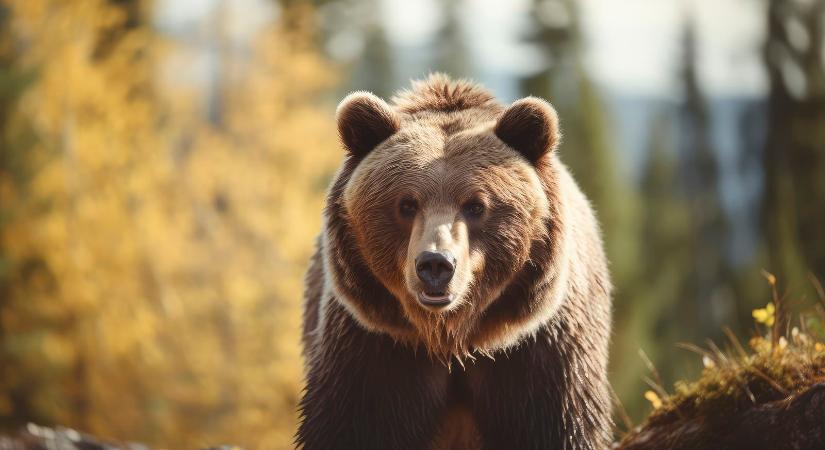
top-left (417, 291), bottom-right (453, 307)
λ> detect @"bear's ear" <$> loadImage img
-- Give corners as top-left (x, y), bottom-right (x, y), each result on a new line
top-left (336, 91), bottom-right (401, 158)
top-left (494, 97), bottom-right (560, 163)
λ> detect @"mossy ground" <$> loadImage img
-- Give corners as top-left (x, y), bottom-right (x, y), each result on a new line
top-left (642, 330), bottom-right (825, 429)
top-left (619, 277), bottom-right (825, 444)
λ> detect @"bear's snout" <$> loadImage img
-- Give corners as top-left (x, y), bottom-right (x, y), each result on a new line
top-left (415, 251), bottom-right (456, 306)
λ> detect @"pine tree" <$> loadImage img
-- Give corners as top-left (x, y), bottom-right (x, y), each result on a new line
top-left (612, 110), bottom-right (698, 420)
top-left (676, 17), bottom-right (735, 338)
top-left (319, 0), bottom-right (396, 98)
top-left (433, 0), bottom-right (472, 78)
top-left (762, 0), bottom-right (825, 293)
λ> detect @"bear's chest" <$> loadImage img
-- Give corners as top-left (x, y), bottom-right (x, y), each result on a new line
top-left (429, 403), bottom-right (480, 450)
top-left (428, 367), bottom-right (481, 450)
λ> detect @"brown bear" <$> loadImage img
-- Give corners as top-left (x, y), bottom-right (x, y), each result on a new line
top-left (297, 74), bottom-right (612, 450)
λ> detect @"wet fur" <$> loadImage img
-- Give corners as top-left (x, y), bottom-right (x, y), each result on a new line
top-left (297, 74), bottom-right (612, 450)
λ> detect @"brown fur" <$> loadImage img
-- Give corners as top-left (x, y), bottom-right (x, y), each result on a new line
top-left (297, 74), bottom-right (612, 450)
top-left (391, 73), bottom-right (500, 115)
top-left (337, 92), bottom-right (401, 157)
top-left (496, 96), bottom-right (561, 162)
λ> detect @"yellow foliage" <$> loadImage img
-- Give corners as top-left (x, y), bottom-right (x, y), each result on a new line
top-left (643, 390), bottom-right (662, 409)
top-left (752, 302), bottom-right (775, 327)
top-left (0, 1), bottom-right (339, 448)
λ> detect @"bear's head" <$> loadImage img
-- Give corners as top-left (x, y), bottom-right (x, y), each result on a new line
top-left (323, 75), bottom-right (572, 361)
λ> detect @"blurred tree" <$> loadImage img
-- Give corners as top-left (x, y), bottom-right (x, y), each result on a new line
top-left (0, 0), bottom-right (42, 426)
top-left (639, 111), bottom-right (693, 361)
top-left (675, 17), bottom-right (736, 338)
top-left (433, 0), bottom-right (472, 78)
top-left (354, 9), bottom-right (396, 98)
top-left (0, 0), bottom-right (158, 434)
top-left (0, 1), bottom-right (338, 449)
top-left (614, 110), bottom-right (699, 420)
top-left (93, 0), bottom-right (144, 60)
top-left (318, 0), bottom-right (396, 98)
top-left (519, 0), bottom-right (579, 113)
top-left (615, 17), bottom-right (742, 422)
top-left (762, 0), bottom-right (825, 293)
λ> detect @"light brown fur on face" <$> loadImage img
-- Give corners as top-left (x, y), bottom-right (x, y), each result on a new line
top-left (343, 123), bottom-right (552, 359)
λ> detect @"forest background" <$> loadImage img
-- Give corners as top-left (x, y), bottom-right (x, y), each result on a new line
top-left (1, 0), bottom-right (823, 448)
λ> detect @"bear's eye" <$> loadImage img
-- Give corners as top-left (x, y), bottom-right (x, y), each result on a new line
top-left (398, 199), bottom-right (418, 219)
top-left (463, 201), bottom-right (485, 219)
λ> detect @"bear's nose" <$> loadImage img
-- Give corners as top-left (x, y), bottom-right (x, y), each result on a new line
top-left (415, 251), bottom-right (456, 292)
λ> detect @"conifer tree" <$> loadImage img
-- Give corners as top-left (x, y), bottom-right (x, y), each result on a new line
top-left (762, 0), bottom-right (825, 292)
top-left (676, 18), bottom-right (734, 338)
top-left (433, 0), bottom-right (472, 77)
top-left (613, 110), bottom-right (697, 419)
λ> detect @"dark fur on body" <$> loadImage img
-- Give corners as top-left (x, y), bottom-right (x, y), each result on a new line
top-left (298, 74), bottom-right (612, 450)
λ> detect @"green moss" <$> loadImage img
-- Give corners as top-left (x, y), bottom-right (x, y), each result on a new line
top-left (642, 330), bottom-right (825, 428)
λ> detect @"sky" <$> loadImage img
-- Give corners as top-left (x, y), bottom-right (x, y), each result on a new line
top-left (580, 0), bottom-right (766, 97)
top-left (155, 0), bottom-right (768, 98)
